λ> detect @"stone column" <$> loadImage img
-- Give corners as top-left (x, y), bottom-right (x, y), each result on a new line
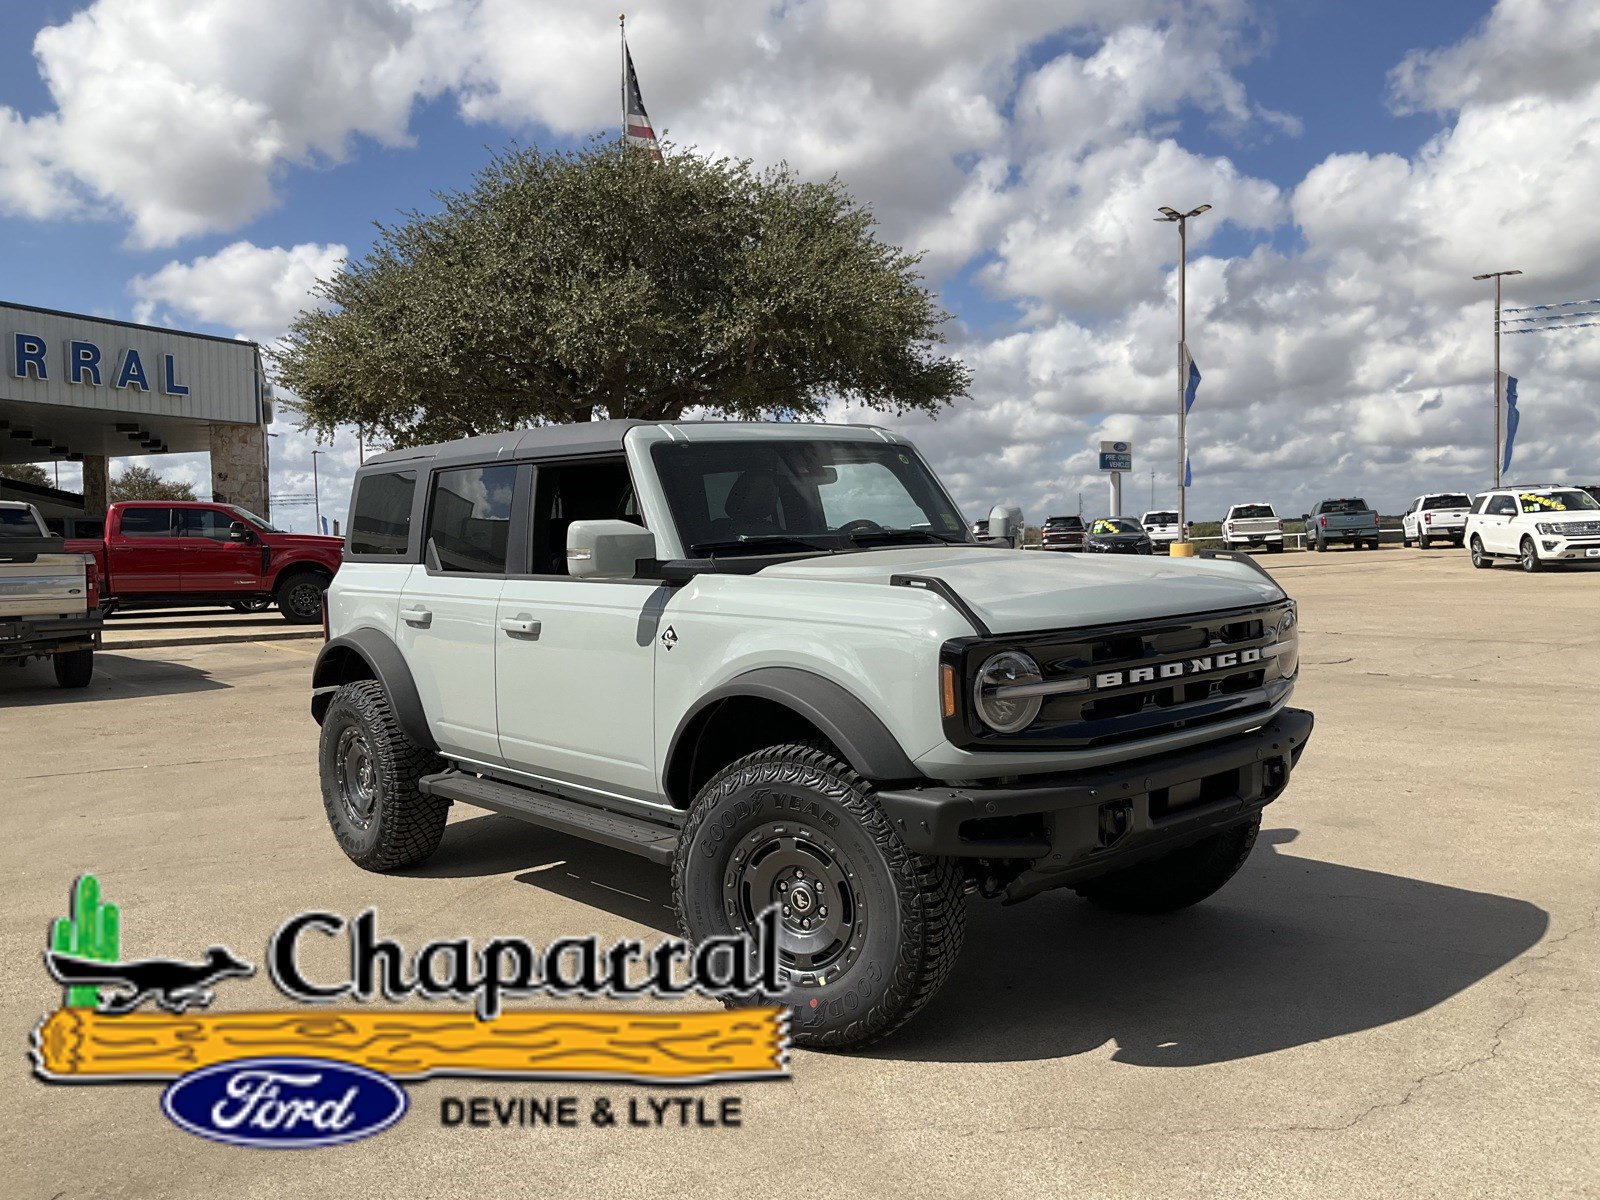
top-left (209, 423), bottom-right (269, 516)
top-left (81, 455), bottom-right (110, 516)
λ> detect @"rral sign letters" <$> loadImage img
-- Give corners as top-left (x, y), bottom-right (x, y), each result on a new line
top-left (11, 332), bottom-right (189, 397)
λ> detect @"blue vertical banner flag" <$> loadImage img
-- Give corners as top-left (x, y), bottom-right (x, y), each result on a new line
top-left (1500, 373), bottom-right (1519, 475)
top-left (320, 515), bottom-right (330, 535)
top-left (1182, 343), bottom-right (1201, 413)
top-left (1183, 456), bottom-right (1192, 487)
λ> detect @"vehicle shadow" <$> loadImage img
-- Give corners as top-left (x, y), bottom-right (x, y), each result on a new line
top-left (407, 821), bottom-right (1548, 1066)
top-left (880, 828), bottom-right (1550, 1066)
top-left (403, 813), bottom-right (677, 934)
top-left (0, 651), bottom-right (228, 707)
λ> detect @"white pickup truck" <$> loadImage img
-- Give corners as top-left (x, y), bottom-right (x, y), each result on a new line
top-left (1222, 503), bottom-right (1284, 552)
top-left (1401, 492), bottom-right (1471, 549)
top-left (0, 501), bottom-right (102, 687)
top-left (1140, 510), bottom-right (1181, 546)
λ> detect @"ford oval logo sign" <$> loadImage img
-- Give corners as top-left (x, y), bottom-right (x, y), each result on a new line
top-left (161, 1057), bottom-right (407, 1148)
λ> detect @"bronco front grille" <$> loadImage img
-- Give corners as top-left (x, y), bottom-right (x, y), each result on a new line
top-left (942, 602), bottom-right (1295, 752)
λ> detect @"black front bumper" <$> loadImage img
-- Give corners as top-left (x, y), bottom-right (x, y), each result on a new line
top-left (877, 707), bottom-right (1313, 898)
top-left (0, 613), bottom-right (103, 660)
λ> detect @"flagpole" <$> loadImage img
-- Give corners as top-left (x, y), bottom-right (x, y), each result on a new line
top-left (1474, 268), bottom-right (1522, 488)
top-left (1156, 204), bottom-right (1210, 555)
top-left (619, 14), bottom-right (627, 144)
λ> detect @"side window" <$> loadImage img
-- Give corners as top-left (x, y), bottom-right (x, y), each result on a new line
top-left (529, 458), bottom-right (639, 575)
top-left (350, 470), bottom-right (417, 557)
top-left (119, 507), bottom-right (174, 537)
top-left (1470, 494), bottom-right (1488, 514)
top-left (426, 465), bottom-right (517, 573)
top-left (180, 509), bottom-right (236, 540)
top-left (1487, 495), bottom-right (1516, 517)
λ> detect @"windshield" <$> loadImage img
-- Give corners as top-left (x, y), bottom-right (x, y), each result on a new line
top-left (0, 508), bottom-right (44, 537)
top-left (1092, 517), bottom-right (1142, 535)
top-left (1143, 511), bottom-right (1177, 524)
top-left (1517, 490), bottom-right (1600, 514)
top-left (1321, 499), bottom-right (1368, 513)
top-left (225, 505), bottom-right (282, 533)
top-left (1422, 494), bottom-right (1471, 510)
top-left (651, 439), bottom-right (971, 556)
top-left (1231, 505), bottom-right (1274, 519)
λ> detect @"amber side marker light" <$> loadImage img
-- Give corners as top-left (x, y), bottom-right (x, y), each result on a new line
top-left (941, 664), bottom-right (957, 718)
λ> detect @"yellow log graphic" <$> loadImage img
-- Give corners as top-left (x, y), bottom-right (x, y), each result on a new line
top-left (33, 1007), bottom-right (788, 1083)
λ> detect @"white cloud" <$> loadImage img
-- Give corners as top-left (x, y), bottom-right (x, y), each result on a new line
top-left (130, 240), bottom-right (347, 344)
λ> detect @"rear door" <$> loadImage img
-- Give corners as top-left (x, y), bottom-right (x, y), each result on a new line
top-left (494, 457), bottom-right (664, 801)
top-left (179, 506), bottom-right (263, 592)
top-left (396, 462), bottom-right (519, 764)
top-left (110, 505), bottom-right (185, 594)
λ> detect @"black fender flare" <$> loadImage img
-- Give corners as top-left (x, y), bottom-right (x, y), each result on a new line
top-left (309, 628), bottom-right (437, 751)
top-left (665, 667), bottom-right (923, 802)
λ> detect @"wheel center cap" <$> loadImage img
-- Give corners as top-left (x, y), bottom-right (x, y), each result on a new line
top-left (789, 887), bottom-right (813, 912)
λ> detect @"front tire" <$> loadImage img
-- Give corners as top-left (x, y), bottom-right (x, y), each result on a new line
top-left (1470, 535), bottom-right (1493, 569)
top-left (673, 745), bottom-right (965, 1050)
top-left (53, 647), bottom-right (94, 689)
top-left (318, 680), bottom-right (446, 870)
top-left (1520, 536), bottom-right (1543, 573)
top-left (275, 570), bottom-right (328, 624)
top-left (1076, 817), bottom-right (1260, 914)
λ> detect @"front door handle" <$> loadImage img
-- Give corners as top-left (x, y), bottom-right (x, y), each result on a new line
top-left (499, 616), bottom-right (541, 638)
top-left (400, 607), bottom-right (432, 627)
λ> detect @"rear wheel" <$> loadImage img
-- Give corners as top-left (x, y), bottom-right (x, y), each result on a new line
top-left (275, 570), bottom-right (328, 624)
top-left (1519, 537), bottom-right (1543, 573)
top-left (1417, 530), bottom-right (1431, 550)
top-left (53, 647), bottom-right (94, 689)
top-left (318, 680), bottom-right (447, 870)
top-left (674, 744), bottom-right (965, 1050)
top-left (1470, 535), bottom-right (1493, 569)
top-left (1313, 535), bottom-right (1325, 552)
top-left (1076, 818), bottom-right (1260, 914)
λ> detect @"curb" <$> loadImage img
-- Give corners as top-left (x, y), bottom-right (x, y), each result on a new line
top-left (104, 630), bottom-right (322, 651)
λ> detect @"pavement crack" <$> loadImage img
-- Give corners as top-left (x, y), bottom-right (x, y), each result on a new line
top-left (14, 751), bottom-right (283, 781)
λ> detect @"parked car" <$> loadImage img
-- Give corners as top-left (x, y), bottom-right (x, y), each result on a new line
top-left (64, 500), bottom-right (343, 623)
top-left (1140, 510), bottom-right (1181, 546)
top-left (1084, 516), bottom-right (1154, 554)
top-left (1306, 498), bottom-right (1380, 552)
top-left (1401, 493), bottom-right (1472, 549)
top-left (311, 420), bottom-right (1311, 1049)
top-left (1222, 503), bottom-right (1284, 552)
top-left (0, 501), bottom-right (102, 687)
top-left (1040, 514), bottom-right (1086, 551)
top-left (1465, 486), bottom-right (1600, 571)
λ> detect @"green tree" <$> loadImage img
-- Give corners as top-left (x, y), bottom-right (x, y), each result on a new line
top-left (275, 141), bottom-right (970, 445)
top-left (110, 465), bottom-right (196, 501)
top-left (0, 462), bottom-right (51, 487)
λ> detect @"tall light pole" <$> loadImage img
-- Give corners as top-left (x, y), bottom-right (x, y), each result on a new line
top-left (1472, 269), bottom-right (1522, 488)
top-left (1157, 203), bottom-right (1211, 553)
top-left (310, 448), bottom-right (325, 533)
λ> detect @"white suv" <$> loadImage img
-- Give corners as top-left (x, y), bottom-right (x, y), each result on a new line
top-left (311, 421), bottom-right (1312, 1047)
top-left (1465, 486), bottom-right (1600, 571)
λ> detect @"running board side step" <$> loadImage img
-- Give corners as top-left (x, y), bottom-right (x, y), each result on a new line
top-left (419, 771), bottom-right (681, 865)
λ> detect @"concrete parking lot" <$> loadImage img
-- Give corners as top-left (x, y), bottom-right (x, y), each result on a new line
top-left (3, 548), bottom-right (1595, 1198)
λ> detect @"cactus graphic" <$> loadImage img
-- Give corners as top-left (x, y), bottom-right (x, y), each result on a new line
top-left (50, 875), bottom-right (120, 1008)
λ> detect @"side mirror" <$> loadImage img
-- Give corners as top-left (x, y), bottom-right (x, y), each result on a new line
top-left (986, 504), bottom-right (1022, 546)
top-left (228, 521), bottom-right (252, 542)
top-left (567, 519), bottom-right (657, 579)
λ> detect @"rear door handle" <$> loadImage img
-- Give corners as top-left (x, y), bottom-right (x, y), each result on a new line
top-left (400, 607), bottom-right (432, 627)
top-left (499, 616), bottom-right (541, 638)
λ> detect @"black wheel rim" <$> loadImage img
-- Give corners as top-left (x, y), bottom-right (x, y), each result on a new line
top-left (725, 823), bottom-right (864, 981)
top-left (284, 581), bottom-right (321, 620)
top-left (336, 726), bottom-right (379, 828)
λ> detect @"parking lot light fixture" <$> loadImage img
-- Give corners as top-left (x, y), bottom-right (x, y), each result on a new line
top-left (1156, 204), bottom-right (1211, 555)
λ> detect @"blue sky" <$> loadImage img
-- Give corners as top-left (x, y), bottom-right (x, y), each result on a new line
top-left (2, 0), bottom-right (1596, 529)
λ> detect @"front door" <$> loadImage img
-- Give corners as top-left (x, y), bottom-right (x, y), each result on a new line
top-left (1483, 495), bottom-right (1519, 553)
top-left (179, 507), bottom-right (263, 592)
top-left (494, 458), bottom-right (663, 801)
top-left (395, 462), bottom-right (520, 765)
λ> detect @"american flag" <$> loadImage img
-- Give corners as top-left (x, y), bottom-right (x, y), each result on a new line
top-left (623, 42), bottom-right (663, 162)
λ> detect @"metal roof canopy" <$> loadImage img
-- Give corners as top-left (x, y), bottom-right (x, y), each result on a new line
top-left (0, 301), bottom-right (264, 465)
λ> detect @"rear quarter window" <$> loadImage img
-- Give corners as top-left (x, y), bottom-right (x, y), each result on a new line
top-left (349, 470), bottom-right (418, 558)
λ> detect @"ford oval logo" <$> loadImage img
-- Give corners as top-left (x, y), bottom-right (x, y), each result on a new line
top-left (161, 1057), bottom-right (407, 1148)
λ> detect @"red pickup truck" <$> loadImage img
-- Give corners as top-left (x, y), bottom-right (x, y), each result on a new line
top-left (65, 501), bottom-right (342, 623)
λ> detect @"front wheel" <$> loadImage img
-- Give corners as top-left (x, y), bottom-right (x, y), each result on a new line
top-left (275, 570), bottom-right (328, 624)
top-left (1076, 818), bottom-right (1260, 914)
top-left (673, 745), bottom-right (966, 1050)
top-left (1519, 537), bottom-right (1543, 573)
top-left (53, 647), bottom-right (94, 689)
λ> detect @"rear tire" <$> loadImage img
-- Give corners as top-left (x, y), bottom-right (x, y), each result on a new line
top-left (673, 744), bottom-right (966, 1050)
top-left (1470, 535), bottom-right (1493, 569)
top-left (53, 647), bottom-right (94, 689)
top-left (275, 570), bottom-right (328, 624)
top-left (1417, 530), bottom-right (1431, 550)
top-left (1076, 818), bottom-right (1260, 914)
top-left (318, 680), bottom-right (447, 870)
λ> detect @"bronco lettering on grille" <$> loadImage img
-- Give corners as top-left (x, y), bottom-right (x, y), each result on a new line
top-left (1094, 646), bottom-right (1261, 690)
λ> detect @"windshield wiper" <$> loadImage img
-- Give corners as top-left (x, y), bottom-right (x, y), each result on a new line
top-left (688, 534), bottom-right (838, 556)
top-left (843, 528), bottom-right (960, 546)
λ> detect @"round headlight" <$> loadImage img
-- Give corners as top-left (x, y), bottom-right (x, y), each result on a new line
top-left (1273, 606), bottom-right (1299, 678)
top-left (972, 650), bottom-right (1042, 733)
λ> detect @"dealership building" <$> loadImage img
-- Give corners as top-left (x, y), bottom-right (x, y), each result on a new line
top-left (0, 301), bottom-right (272, 518)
